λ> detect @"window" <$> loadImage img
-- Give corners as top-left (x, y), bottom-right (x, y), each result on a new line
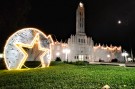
top-left (78, 39), bottom-right (80, 42)
top-left (77, 56), bottom-right (78, 59)
top-left (79, 55), bottom-right (83, 61)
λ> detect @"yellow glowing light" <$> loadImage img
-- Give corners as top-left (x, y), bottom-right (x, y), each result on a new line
top-left (94, 44), bottom-right (122, 51)
top-left (15, 33), bottom-right (49, 69)
top-left (4, 28), bottom-right (54, 70)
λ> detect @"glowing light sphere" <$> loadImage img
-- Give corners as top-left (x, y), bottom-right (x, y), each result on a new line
top-left (4, 28), bottom-right (53, 70)
top-left (118, 20), bottom-right (121, 24)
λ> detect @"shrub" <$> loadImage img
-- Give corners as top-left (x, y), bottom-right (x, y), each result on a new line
top-left (0, 59), bottom-right (6, 69)
top-left (63, 61), bottom-right (68, 63)
top-left (23, 61), bottom-right (41, 68)
top-left (68, 61), bottom-right (73, 64)
top-left (50, 61), bottom-right (63, 66)
top-left (111, 58), bottom-right (118, 62)
top-left (75, 61), bottom-right (89, 66)
top-left (55, 57), bottom-right (61, 61)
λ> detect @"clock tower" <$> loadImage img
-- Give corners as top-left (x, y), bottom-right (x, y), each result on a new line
top-left (76, 2), bottom-right (85, 35)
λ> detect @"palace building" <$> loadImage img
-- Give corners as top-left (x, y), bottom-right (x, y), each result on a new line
top-left (51, 2), bottom-right (124, 63)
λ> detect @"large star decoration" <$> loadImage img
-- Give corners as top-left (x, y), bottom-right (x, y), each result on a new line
top-left (15, 33), bottom-right (49, 69)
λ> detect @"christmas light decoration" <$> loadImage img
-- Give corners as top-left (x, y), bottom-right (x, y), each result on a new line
top-left (4, 28), bottom-right (53, 70)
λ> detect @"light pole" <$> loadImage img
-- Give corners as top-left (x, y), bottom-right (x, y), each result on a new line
top-left (63, 48), bottom-right (70, 62)
top-left (121, 51), bottom-right (129, 63)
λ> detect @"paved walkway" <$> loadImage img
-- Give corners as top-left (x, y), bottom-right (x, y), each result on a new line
top-left (89, 62), bottom-right (135, 67)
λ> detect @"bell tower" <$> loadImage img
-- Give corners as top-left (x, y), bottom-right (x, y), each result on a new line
top-left (76, 2), bottom-right (85, 35)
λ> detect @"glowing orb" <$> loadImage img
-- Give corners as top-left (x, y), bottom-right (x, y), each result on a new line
top-left (118, 20), bottom-right (121, 24)
top-left (4, 28), bottom-right (53, 70)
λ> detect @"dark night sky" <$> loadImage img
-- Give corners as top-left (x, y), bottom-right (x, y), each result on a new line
top-left (0, 0), bottom-right (135, 55)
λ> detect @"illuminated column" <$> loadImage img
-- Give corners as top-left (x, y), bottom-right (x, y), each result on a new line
top-left (76, 2), bottom-right (85, 34)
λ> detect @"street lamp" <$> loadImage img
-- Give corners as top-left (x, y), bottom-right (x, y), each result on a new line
top-left (63, 48), bottom-right (70, 62)
top-left (121, 51), bottom-right (129, 63)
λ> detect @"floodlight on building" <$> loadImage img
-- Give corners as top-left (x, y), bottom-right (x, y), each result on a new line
top-left (56, 52), bottom-right (60, 57)
top-left (107, 55), bottom-right (110, 58)
top-left (107, 54), bottom-right (111, 62)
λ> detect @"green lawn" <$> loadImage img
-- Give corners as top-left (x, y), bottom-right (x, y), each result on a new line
top-left (0, 63), bottom-right (135, 89)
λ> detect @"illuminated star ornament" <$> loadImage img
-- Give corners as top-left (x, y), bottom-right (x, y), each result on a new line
top-left (16, 33), bottom-right (49, 69)
top-left (4, 28), bottom-right (53, 70)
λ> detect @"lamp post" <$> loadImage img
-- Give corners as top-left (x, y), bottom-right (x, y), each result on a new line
top-left (121, 51), bottom-right (129, 63)
top-left (63, 48), bottom-right (70, 62)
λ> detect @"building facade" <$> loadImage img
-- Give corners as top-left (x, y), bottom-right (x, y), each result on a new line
top-left (51, 2), bottom-right (124, 63)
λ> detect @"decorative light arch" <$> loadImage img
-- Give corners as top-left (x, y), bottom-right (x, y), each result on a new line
top-left (4, 28), bottom-right (53, 70)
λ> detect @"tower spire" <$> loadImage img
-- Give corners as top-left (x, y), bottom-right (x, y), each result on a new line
top-left (76, 2), bottom-right (85, 35)
top-left (79, 2), bottom-right (83, 7)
